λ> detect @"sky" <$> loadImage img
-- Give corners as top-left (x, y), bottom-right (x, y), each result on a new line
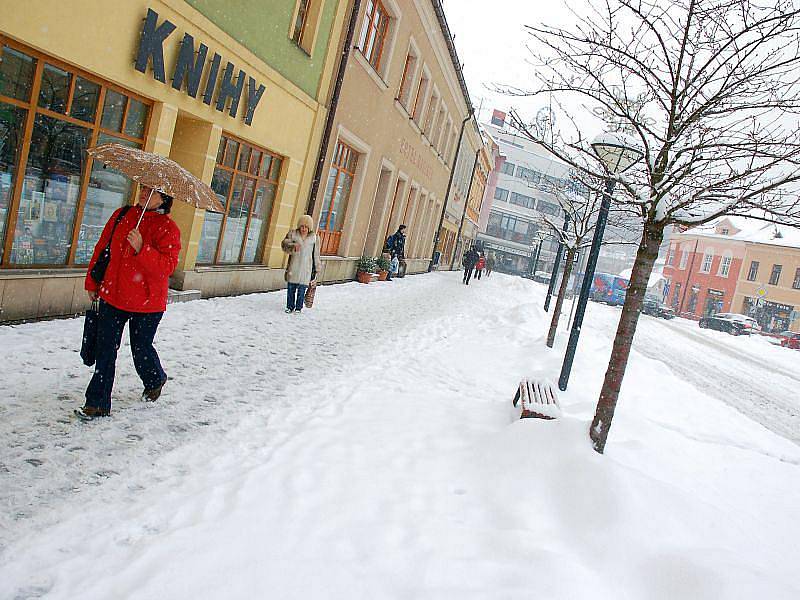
top-left (443, 0), bottom-right (585, 128)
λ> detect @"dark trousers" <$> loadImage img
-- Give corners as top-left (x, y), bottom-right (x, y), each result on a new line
top-left (287, 283), bottom-right (308, 311)
top-left (475, 268), bottom-right (483, 280)
top-left (463, 267), bottom-right (475, 284)
top-left (85, 300), bottom-right (165, 412)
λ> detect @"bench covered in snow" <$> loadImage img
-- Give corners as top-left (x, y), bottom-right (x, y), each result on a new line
top-left (512, 379), bottom-right (561, 420)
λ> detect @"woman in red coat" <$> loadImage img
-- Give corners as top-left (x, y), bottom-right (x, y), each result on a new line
top-left (474, 254), bottom-right (486, 280)
top-left (76, 186), bottom-right (181, 420)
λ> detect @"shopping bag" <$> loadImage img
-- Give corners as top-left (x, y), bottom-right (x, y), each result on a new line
top-left (304, 282), bottom-right (316, 308)
top-left (80, 300), bottom-right (100, 366)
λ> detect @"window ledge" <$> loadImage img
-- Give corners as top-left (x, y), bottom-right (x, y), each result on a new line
top-left (353, 49), bottom-right (389, 92)
top-left (290, 39), bottom-right (313, 58)
top-left (194, 264), bottom-right (274, 273)
top-left (0, 267), bottom-right (86, 279)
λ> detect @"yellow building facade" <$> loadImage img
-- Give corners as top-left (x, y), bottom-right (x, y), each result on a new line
top-left (0, 0), bottom-right (348, 322)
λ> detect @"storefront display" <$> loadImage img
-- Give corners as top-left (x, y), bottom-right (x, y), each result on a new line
top-left (0, 38), bottom-right (151, 267)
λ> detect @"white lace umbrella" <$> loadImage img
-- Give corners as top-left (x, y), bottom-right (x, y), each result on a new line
top-left (87, 144), bottom-right (225, 223)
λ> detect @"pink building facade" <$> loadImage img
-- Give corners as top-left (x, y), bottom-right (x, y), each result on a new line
top-left (663, 219), bottom-right (746, 319)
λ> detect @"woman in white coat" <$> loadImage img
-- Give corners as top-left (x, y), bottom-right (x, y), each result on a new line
top-left (281, 214), bottom-right (322, 313)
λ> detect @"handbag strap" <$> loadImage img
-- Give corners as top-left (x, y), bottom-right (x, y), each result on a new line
top-left (103, 206), bottom-right (131, 253)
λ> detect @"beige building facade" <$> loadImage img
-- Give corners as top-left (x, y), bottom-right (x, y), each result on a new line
top-left (308, 0), bottom-right (477, 278)
top-left (732, 239), bottom-right (800, 333)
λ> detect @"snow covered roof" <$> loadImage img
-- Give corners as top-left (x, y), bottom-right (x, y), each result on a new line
top-left (682, 216), bottom-right (800, 250)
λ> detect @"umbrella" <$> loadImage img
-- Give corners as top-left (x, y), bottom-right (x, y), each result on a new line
top-left (87, 143), bottom-right (225, 226)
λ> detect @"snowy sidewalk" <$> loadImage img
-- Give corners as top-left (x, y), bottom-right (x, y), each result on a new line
top-left (2, 272), bottom-right (800, 599)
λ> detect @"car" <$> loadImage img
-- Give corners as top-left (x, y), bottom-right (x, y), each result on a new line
top-left (778, 331), bottom-right (800, 349)
top-left (698, 313), bottom-right (751, 335)
top-left (713, 313), bottom-right (761, 333)
top-left (642, 296), bottom-right (675, 319)
top-left (590, 273), bottom-right (629, 306)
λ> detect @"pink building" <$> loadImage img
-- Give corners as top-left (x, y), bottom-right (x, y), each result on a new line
top-left (663, 218), bottom-right (746, 318)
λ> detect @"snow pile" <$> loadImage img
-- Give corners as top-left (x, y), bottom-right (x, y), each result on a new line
top-left (1, 273), bottom-right (799, 599)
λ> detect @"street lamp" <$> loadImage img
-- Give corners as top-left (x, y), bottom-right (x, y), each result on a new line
top-left (558, 132), bottom-right (642, 391)
top-left (530, 229), bottom-right (549, 279)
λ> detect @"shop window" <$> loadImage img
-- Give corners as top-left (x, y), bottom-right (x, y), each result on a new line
top-left (747, 260), bottom-right (759, 281)
top-left (358, 0), bottom-right (391, 74)
top-left (769, 264), bottom-right (782, 285)
top-left (318, 140), bottom-right (358, 255)
top-left (0, 40), bottom-right (151, 267)
top-left (197, 134), bottom-right (281, 264)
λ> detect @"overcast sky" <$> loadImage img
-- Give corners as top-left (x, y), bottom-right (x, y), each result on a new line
top-left (443, 0), bottom-right (600, 135)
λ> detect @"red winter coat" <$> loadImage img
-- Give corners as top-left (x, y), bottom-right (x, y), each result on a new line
top-left (85, 206), bottom-right (181, 313)
top-left (476, 257), bottom-right (486, 270)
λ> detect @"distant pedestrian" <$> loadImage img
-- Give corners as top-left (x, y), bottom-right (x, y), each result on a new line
top-left (474, 253), bottom-right (486, 280)
top-left (486, 253), bottom-right (495, 277)
top-left (76, 186), bottom-right (181, 420)
top-left (385, 225), bottom-right (407, 280)
top-left (282, 214), bottom-right (322, 314)
top-left (462, 246), bottom-right (479, 285)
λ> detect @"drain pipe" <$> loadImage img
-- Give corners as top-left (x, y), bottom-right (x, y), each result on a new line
top-left (306, 0), bottom-right (362, 215)
top-left (428, 109), bottom-right (474, 271)
top-left (450, 149), bottom-right (481, 269)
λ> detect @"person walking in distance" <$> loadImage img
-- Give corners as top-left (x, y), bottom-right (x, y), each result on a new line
top-left (282, 215), bottom-right (322, 314)
top-left (462, 246), bottom-right (479, 285)
top-left (485, 253), bottom-right (495, 277)
top-left (75, 186), bottom-right (181, 420)
top-left (474, 252), bottom-right (486, 280)
top-left (384, 225), bottom-right (407, 280)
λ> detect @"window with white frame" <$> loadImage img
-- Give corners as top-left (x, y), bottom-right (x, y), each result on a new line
top-left (718, 252), bottom-right (732, 277)
top-left (423, 89), bottom-right (439, 135)
top-left (358, 0), bottom-right (391, 74)
top-left (700, 248), bottom-right (714, 273)
top-left (666, 246), bottom-right (674, 265)
top-left (396, 47), bottom-right (418, 109)
top-left (411, 67), bottom-right (429, 124)
top-left (679, 248), bottom-right (689, 269)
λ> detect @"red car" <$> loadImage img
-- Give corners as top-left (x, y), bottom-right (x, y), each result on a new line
top-left (779, 331), bottom-right (800, 349)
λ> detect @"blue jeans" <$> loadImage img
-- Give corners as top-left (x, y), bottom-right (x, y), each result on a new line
top-left (287, 283), bottom-right (308, 311)
top-left (85, 300), bottom-right (166, 412)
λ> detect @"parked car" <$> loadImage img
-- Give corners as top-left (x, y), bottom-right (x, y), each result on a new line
top-left (698, 313), bottom-right (751, 335)
top-left (778, 331), bottom-right (800, 349)
top-left (590, 273), bottom-right (629, 306)
top-left (642, 296), bottom-right (675, 319)
top-left (714, 313), bottom-right (761, 333)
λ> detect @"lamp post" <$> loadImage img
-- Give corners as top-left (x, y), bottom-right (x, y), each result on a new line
top-left (530, 229), bottom-right (548, 278)
top-left (544, 210), bottom-right (570, 312)
top-left (558, 132), bottom-right (642, 391)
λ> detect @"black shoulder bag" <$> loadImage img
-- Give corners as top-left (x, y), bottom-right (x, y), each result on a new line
top-left (89, 206), bottom-right (131, 284)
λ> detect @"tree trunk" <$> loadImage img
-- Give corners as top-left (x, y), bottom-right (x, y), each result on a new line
top-left (546, 247), bottom-right (576, 348)
top-left (590, 224), bottom-right (664, 454)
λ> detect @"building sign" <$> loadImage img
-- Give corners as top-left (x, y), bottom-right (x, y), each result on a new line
top-left (483, 242), bottom-right (531, 258)
top-left (755, 286), bottom-right (768, 298)
top-left (134, 8), bottom-right (266, 126)
top-left (399, 138), bottom-right (433, 180)
top-left (707, 289), bottom-right (724, 297)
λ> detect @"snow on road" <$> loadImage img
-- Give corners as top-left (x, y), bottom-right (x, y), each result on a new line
top-left (1, 272), bottom-right (799, 599)
top-left (580, 302), bottom-right (800, 445)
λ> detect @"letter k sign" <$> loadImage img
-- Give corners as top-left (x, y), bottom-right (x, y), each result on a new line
top-left (135, 8), bottom-right (177, 83)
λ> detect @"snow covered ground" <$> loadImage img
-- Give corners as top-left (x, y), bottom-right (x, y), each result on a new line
top-left (1, 272), bottom-right (799, 599)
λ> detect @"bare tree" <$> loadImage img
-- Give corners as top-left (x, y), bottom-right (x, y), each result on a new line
top-left (506, 0), bottom-right (800, 453)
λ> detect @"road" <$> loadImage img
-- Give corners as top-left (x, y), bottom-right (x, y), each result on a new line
top-left (631, 315), bottom-right (800, 445)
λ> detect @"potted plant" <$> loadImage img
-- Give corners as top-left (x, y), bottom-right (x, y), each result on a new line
top-left (355, 255), bottom-right (377, 284)
top-left (376, 254), bottom-right (391, 281)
